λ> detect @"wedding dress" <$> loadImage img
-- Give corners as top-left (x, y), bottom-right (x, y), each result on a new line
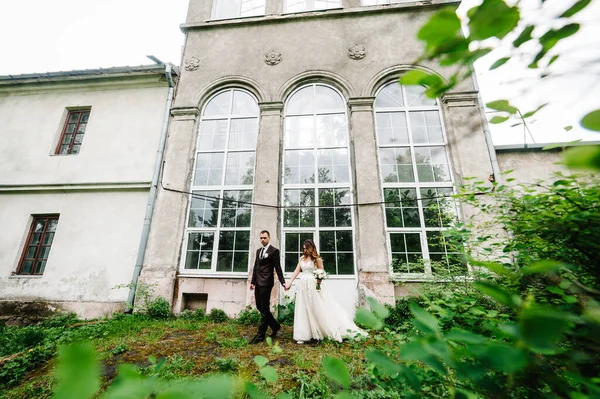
top-left (293, 257), bottom-right (367, 343)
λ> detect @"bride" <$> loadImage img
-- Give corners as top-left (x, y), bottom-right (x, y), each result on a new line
top-left (284, 239), bottom-right (366, 344)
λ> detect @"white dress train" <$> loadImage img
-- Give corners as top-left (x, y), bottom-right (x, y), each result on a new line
top-left (293, 257), bottom-right (367, 343)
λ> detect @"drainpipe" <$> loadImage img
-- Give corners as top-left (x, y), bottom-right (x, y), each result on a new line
top-left (126, 63), bottom-right (175, 311)
top-left (471, 70), bottom-right (502, 182)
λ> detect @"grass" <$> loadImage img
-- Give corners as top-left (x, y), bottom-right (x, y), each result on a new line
top-left (0, 315), bottom-right (386, 398)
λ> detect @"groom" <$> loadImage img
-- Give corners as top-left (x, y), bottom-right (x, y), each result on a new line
top-left (250, 230), bottom-right (286, 344)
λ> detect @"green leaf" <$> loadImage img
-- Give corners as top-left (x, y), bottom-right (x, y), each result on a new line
top-left (521, 260), bottom-right (566, 275)
top-left (399, 364), bottom-right (421, 391)
top-left (474, 281), bottom-right (522, 308)
top-left (244, 382), bottom-right (261, 399)
top-left (580, 109), bottom-right (600, 131)
top-left (548, 55), bottom-right (560, 66)
top-left (260, 366), bottom-right (278, 383)
top-left (323, 357), bottom-right (351, 389)
top-left (468, 0), bottom-right (520, 40)
top-left (564, 145), bottom-right (600, 170)
top-left (560, 0), bottom-right (592, 18)
top-left (564, 125), bottom-right (573, 131)
top-left (366, 350), bottom-right (401, 377)
top-left (367, 297), bottom-right (390, 319)
top-left (490, 116), bottom-right (510, 124)
top-left (409, 302), bottom-right (440, 334)
top-left (513, 25), bottom-right (534, 47)
top-left (195, 375), bottom-right (238, 399)
top-left (54, 343), bottom-right (100, 399)
top-left (417, 7), bottom-right (462, 51)
top-left (355, 308), bottom-right (383, 330)
top-left (520, 305), bottom-right (575, 354)
top-left (486, 99), bottom-right (518, 114)
top-left (276, 394), bottom-right (294, 399)
top-left (254, 355), bottom-right (269, 368)
top-left (476, 343), bottom-right (528, 373)
top-left (489, 57), bottom-right (510, 70)
top-left (542, 139), bottom-right (581, 150)
top-left (522, 103), bottom-right (548, 118)
top-left (445, 328), bottom-right (487, 344)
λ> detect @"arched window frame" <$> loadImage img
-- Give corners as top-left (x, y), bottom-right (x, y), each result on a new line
top-left (181, 88), bottom-right (259, 275)
top-left (280, 83), bottom-right (356, 277)
top-left (373, 80), bottom-right (467, 278)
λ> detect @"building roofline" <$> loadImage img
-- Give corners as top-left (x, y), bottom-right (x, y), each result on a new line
top-left (0, 64), bottom-right (179, 86)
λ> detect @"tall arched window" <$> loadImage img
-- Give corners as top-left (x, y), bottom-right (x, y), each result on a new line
top-left (374, 81), bottom-right (465, 276)
top-left (282, 84), bottom-right (354, 276)
top-left (183, 89), bottom-right (258, 274)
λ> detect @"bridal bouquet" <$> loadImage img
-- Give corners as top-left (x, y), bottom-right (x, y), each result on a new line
top-left (312, 269), bottom-right (328, 291)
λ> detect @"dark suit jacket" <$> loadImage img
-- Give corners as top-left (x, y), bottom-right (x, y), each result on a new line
top-left (251, 245), bottom-right (285, 287)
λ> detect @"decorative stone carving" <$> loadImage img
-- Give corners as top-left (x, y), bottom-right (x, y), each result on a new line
top-left (347, 44), bottom-right (366, 60)
top-left (184, 57), bottom-right (200, 71)
top-left (264, 50), bottom-right (282, 66)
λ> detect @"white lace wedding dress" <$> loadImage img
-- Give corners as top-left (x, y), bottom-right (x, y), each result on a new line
top-left (293, 257), bottom-right (367, 343)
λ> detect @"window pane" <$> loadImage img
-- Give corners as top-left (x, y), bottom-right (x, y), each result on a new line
top-left (410, 111), bottom-right (443, 144)
top-left (285, 116), bottom-right (314, 148)
top-left (198, 119), bottom-right (228, 151)
top-left (375, 83), bottom-right (404, 109)
top-left (379, 147), bottom-right (414, 183)
top-left (77, 123), bottom-right (87, 134)
top-left (285, 232), bottom-right (313, 272)
top-left (390, 233), bottom-right (422, 273)
top-left (284, 150), bottom-right (315, 184)
top-left (81, 112), bottom-right (90, 123)
top-left (71, 144), bottom-right (81, 154)
top-left (188, 191), bottom-right (220, 227)
top-left (74, 134), bottom-right (84, 144)
top-left (224, 152), bottom-right (255, 185)
top-left (21, 260), bottom-right (33, 274)
top-left (38, 246), bottom-right (51, 259)
top-left (286, 86), bottom-right (313, 115)
top-left (405, 85), bottom-right (436, 107)
top-left (421, 188), bottom-right (456, 228)
top-left (62, 134), bottom-right (73, 145)
top-left (194, 153), bottom-right (224, 186)
top-left (185, 232), bottom-right (214, 269)
top-left (376, 112), bottom-right (409, 145)
top-left (26, 246), bottom-right (37, 259)
top-left (221, 190), bottom-right (252, 227)
top-left (204, 91), bottom-right (232, 116)
top-left (35, 260), bottom-right (46, 274)
top-left (69, 113), bottom-right (80, 123)
top-left (337, 253), bottom-right (354, 274)
top-left (414, 146), bottom-right (450, 182)
top-left (216, 252), bottom-right (233, 271)
top-left (283, 189), bottom-right (315, 227)
top-left (232, 90), bottom-right (259, 115)
top-left (317, 149), bottom-right (349, 183)
top-left (229, 118), bottom-right (258, 150)
top-left (321, 252), bottom-right (336, 275)
top-left (317, 114), bottom-right (347, 147)
top-left (315, 85), bottom-right (345, 112)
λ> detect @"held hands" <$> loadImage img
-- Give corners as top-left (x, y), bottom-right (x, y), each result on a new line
top-left (250, 284), bottom-right (255, 291)
top-left (284, 282), bottom-right (291, 291)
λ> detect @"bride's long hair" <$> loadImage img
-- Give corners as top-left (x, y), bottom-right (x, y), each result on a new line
top-left (302, 239), bottom-right (320, 261)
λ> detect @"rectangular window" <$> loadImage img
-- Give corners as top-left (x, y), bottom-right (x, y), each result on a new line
top-left (17, 215), bottom-right (59, 275)
top-left (56, 109), bottom-right (90, 155)
top-left (212, 0), bottom-right (265, 19)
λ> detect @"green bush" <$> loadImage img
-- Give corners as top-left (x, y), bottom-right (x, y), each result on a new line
top-left (179, 308), bottom-right (206, 321)
top-left (40, 312), bottom-right (79, 328)
top-left (208, 308), bottom-right (228, 323)
top-left (213, 357), bottom-right (238, 372)
top-left (147, 297), bottom-right (171, 319)
top-left (277, 298), bottom-right (295, 326)
top-left (236, 306), bottom-right (261, 326)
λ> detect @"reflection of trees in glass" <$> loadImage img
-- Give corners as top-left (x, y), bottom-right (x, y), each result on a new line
top-left (381, 149), bottom-right (449, 183)
top-left (241, 155), bottom-right (255, 185)
top-left (188, 192), bottom-right (220, 228)
top-left (427, 231), bottom-right (468, 276)
top-left (283, 189), bottom-right (315, 227)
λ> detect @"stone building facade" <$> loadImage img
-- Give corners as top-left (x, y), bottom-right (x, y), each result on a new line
top-left (138, 0), bottom-right (499, 317)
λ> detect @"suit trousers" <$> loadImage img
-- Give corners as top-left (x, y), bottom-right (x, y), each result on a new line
top-left (255, 285), bottom-right (279, 336)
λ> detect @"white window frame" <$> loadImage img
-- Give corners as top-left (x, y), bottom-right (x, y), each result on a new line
top-left (283, 0), bottom-right (342, 14)
top-left (211, 0), bottom-right (266, 20)
top-left (373, 81), bottom-right (468, 280)
top-left (281, 83), bottom-right (356, 278)
top-left (180, 88), bottom-right (259, 277)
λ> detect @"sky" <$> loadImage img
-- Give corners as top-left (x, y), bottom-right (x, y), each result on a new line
top-left (0, 0), bottom-right (598, 145)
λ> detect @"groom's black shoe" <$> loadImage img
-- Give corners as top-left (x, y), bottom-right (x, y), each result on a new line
top-left (250, 334), bottom-right (265, 344)
top-left (270, 325), bottom-right (280, 339)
